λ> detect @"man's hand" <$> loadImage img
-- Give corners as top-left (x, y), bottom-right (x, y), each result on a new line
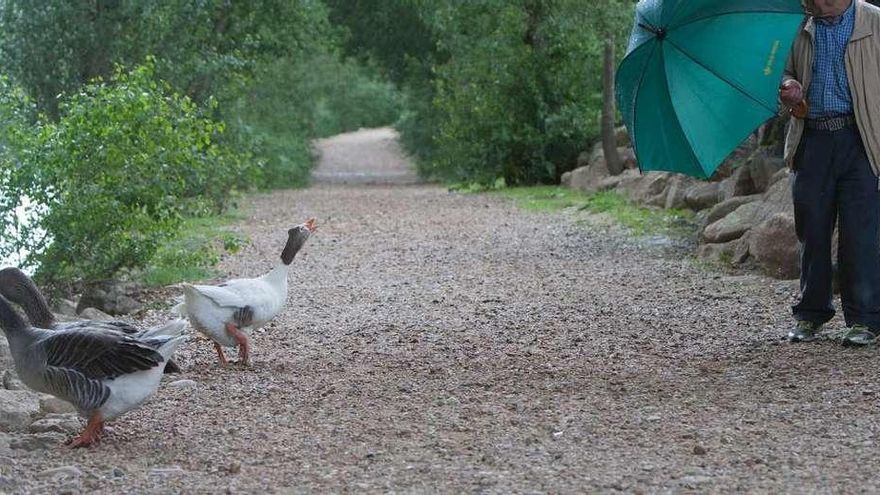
top-left (779, 79), bottom-right (803, 108)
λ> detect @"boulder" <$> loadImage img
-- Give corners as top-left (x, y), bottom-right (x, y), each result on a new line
top-left (560, 170), bottom-right (573, 187)
top-left (664, 175), bottom-right (698, 210)
top-left (732, 231), bottom-right (752, 264)
top-left (9, 432), bottom-right (67, 451)
top-left (684, 182), bottom-right (722, 211)
top-left (749, 213), bottom-right (800, 279)
top-left (696, 240), bottom-right (738, 263)
top-left (29, 414), bottom-right (82, 434)
top-left (702, 201), bottom-right (765, 243)
top-left (617, 172), bottom-right (672, 206)
top-left (750, 173), bottom-right (794, 226)
top-left (746, 153), bottom-right (786, 193)
top-left (619, 147), bottom-right (638, 170)
top-left (706, 194), bottom-right (763, 226)
top-left (566, 162), bottom-right (611, 194)
top-left (51, 298), bottom-right (78, 317)
top-left (2, 370), bottom-right (25, 391)
top-left (0, 390), bottom-right (41, 432)
top-left (76, 281), bottom-right (143, 316)
top-left (40, 396), bottom-right (77, 415)
top-left (598, 168), bottom-right (640, 192)
top-left (768, 167), bottom-right (790, 187)
top-left (719, 163), bottom-right (759, 201)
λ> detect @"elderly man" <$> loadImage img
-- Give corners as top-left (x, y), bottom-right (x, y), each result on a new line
top-left (780, 0), bottom-right (880, 345)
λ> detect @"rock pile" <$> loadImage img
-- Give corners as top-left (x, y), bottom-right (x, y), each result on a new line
top-left (563, 129), bottom-right (799, 279)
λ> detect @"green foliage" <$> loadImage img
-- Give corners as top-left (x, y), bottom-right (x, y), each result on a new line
top-left (497, 187), bottom-right (696, 238)
top-left (0, 62), bottom-right (249, 288)
top-left (0, 0), bottom-right (402, 192)
top-left (328, 0), bottom-right (634, 186)
top-left (225, 54), bottom-right (402, 188)
top-left (139, 212), bottom-right (247, 287)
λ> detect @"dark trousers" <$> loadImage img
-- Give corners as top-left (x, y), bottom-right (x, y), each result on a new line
top-left (791, 125), bottom-right (880, 329)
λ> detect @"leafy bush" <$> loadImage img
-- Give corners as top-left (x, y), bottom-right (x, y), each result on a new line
top-left (225, 54), bottom-right (402, 188)
top-left (0, 62), bottom-right (249, 288)
top-left (140, 212), bottom-right (246, 287)
top-left (328, 0), bottom-right (633, 186)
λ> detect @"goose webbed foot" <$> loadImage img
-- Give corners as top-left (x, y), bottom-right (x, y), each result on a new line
top-left (67, 413), bottom-right (104, 448)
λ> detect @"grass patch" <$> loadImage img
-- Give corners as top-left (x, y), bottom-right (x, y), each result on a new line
top-left (138, 211), bottom-right (247, 287)
top-left (495, 186), bottom-right (696, 238)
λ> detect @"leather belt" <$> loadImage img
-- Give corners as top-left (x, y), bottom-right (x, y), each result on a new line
top-left (805, 114), bottom-right (856, 131)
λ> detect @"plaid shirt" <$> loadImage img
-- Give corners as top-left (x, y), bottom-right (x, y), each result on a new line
top-left (808, 2), bottom-right (856, 118)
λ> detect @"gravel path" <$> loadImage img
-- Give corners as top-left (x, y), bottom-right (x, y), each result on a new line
top-left (7, 128), bottom-right (880, 493)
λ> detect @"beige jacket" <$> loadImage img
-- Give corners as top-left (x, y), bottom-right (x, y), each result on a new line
top-left (783, 0), bottom-right (880, 174)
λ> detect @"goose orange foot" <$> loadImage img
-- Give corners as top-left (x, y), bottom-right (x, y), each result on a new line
top-left (67, 413), bottom-right (104, 448)
top-left (214, 342), bottom-right (228, 366)
top-left (225, 322), bottom-right (250, 366)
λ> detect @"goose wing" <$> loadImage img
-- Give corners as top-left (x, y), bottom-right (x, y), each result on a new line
top-left (188, 283), bottom-right (250, 309)
top-left (40, 328), bottom-right (165, 380)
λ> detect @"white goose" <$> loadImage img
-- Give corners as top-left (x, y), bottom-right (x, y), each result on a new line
top-left (0, 292), bottom-right (187, 448)
top-left (174, 218), bottom-right (316, 366)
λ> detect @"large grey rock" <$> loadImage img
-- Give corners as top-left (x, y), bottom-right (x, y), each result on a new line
top-left (597, 168), bottom-right (640, 192)
top-left (560, 170), bottom-right (574, 187)
top-left (2, 370), bottom-right (25, 391)
top-left (29, 414), bottom-right (82, 434)
top-left (618, 147), bottom-right (638, 170)
top-left (617, 172), bottom-right (672, 206)
top-left (697, 240), bottom-right (739, 263)
top-left (664, 175), bottom-right (698, 210)
top-left (77, 307), bottom-right (113, 321)
top-left (40, 396), bottom-right (77, 415)
top-left (703, 202), bottom-right (764, 243)
top-left (0, 390), bottom-right (41, 432)
top-left (685, 182), bottom-right (722, 211)
top-left (9, 432), bottom-right (67, 451)
top-left (52, 298), bottom-right (78, 317)
top-left (749, 213), bottom-right (800, 279)
top-left (768, 167), bottom-right (790, 187)
top-left (706, 194), bottom-right (763, 226)
top-left (719, 164), bottom-right (759, 201)
top-left (746, 153), bottom-right (786, 193)
top-left (77, 281), bottom-right (143, 316)
top-left (750, 174), bottom-right (794, 227)
top-left (566, 163), bottom-right (611, 194)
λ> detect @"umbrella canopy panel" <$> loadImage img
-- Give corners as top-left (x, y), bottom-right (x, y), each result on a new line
top-left (617, 0), bottom-right (805, 177)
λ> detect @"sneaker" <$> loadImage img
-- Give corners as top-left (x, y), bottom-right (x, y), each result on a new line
top-left (788, 320), bottom-right (823, 343)
top-left (841, 324), bottom-right (878, 347)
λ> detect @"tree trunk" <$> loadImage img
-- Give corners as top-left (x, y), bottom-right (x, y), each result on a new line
top-left (602, 37), bottom-right (624, 175)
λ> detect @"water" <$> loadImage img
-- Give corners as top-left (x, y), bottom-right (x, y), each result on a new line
top-left (0, 193), bottom-right (39, 274)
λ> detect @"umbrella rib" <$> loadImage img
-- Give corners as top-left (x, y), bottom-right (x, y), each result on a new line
top-left (664, 38), bottom-right (778, 115)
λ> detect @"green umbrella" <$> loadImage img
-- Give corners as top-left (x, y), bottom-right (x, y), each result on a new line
top-left (616, 0), bottom-right (806, 178)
